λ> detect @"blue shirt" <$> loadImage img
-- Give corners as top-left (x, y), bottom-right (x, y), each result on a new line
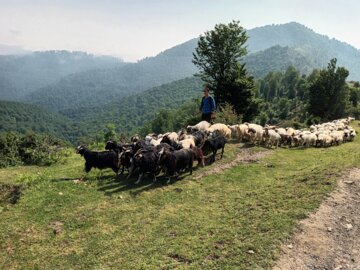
top-left (200, 96), bottom-right (216, 114)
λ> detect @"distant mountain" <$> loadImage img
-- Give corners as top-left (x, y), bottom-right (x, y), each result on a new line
top-left (4, 22), bottom-right (360, 114)
top-left (0, 50), bottom-right (124, 100)
top-left (245, 45), bottom-right (314, 78)
top-left (23, 43), bottom-right (199, 112)
top-left (246, 22), bottom-right (360, 78)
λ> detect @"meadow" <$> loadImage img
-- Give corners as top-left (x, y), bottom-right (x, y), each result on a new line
top-left (1, 123), bottom-right (360, 269)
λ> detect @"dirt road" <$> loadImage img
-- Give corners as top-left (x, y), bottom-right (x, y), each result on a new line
top-left (273, 168), bottom-right (360, 270)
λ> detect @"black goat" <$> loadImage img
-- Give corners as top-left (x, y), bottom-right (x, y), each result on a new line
top-left (158, 148), bottom-right (193, 184)
top-left (76, 145), bottom-right (119, 175)
top-left (192, 130), bottom-right (206, 147)
top-left (132, 148), bottom-right (162, 184)
top-left (105, 140), bottom-right (128, 174)
top-left (105, 140), bottom-right (123, 153)
top-left (202, 135), bottom-right (226, 163)
top-left (190, 146), bottom-right (205, 167)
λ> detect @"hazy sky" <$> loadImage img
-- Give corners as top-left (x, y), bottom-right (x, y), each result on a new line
top-left (0, 0), bottom-right (359, 61)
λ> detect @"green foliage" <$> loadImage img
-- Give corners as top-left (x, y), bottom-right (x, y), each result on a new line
top-left (17, 171), bottom-right (50, 188)
top-left (0, 100), bottom-right (87, 143)
top-left (215, 102), bottom-right (242, 124)
top-left (104, 123), bottom-right (117, 142)
top-left (256, 67), bottom-right (309, 125)
top-left (0, 132), bottom-right (68, 168)
top-left (139, 100), bottom-right (201, 136)
top-left (0, 77), bottom-right (203, 143)
top-left (193, 21), bottom-right (248, 90)
top-left (0, 132), bottom-right (21, 167)
top-left (308, 58), bottom-right (350, 120)
top-left (68, 77), bottom-right (203, 137)
top-left (349, 86), bottom-right (360, 107)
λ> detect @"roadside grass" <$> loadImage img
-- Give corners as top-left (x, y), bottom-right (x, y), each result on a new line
top-left (1, 123), bottom-right (360, 269)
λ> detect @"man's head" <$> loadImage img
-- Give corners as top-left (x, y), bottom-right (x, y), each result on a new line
top-left (203, 86), bottom-right (209, 97)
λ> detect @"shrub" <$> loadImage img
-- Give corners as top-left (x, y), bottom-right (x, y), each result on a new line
top-left (0, 132), bottom-right (67, 168)
top-left (215, 103), bottom-right (241, 125)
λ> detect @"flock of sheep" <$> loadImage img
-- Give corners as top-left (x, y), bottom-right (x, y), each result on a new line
top-left (76, 117), bottom-right (356, 184)
top-left (227, 117), bottom-right (357, 148)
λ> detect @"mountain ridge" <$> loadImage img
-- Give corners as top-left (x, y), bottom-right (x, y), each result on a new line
top-left (2, 22), bottom-right (360, 114)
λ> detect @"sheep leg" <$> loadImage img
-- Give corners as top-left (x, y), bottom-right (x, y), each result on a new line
top-left (127, 164), bottom-right (134, 179)
top-left (212, 150), bottom-right (216, 163)
top-left (220, 147), bottom-right (224, 159)
top-left (135, 173), bottom-right (143, 185)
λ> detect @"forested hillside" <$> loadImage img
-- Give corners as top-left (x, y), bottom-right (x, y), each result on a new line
top-left (0, 100), bottom-right (84, 142)
top-left (0, 51), bottom-right (123, 100)
top-left (245, 45), bottom-right (314, 78)
top-left (0, 77), bottom-right (203, 143)
top-left (64, 77), bottom-right (203, 139)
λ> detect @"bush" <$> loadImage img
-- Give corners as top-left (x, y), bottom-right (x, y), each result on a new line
top-left (0, 132), bottom-right (22, 167)
top-left (0, 132), bottom-right (68, 168)
top-left (215, 102), bottom-right (241, 125)
top-left (17, 171), bottom-right (49, 188)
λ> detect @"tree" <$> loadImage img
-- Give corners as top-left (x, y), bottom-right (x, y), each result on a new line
top-left (308, 58), bottom-right (350, 120)
top-left (192, 21), bottom-right (257, 121)
top-left (104, 123), bottom-right (116, 142)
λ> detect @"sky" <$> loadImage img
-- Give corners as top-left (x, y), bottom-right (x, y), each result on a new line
top-left (0, 0), bottom-right (359, 62)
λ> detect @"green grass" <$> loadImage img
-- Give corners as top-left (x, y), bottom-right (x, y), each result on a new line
top-left (1, 124), bottom-right (360, 269)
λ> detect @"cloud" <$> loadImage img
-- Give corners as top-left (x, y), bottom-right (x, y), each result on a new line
top-left (9, 29), bottom-right (21, 36)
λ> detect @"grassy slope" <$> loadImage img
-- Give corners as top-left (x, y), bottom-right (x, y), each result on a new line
top-left (1, 123), bottom-right (360, 269)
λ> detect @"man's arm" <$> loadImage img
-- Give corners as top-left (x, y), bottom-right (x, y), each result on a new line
top-left (210, 97), bottom-right (216, 112)
top-left (199, 97), bottom-right (204, 111)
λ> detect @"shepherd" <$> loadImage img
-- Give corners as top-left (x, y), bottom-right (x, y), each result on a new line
top-left (199, 86), bottom-right (216, 123)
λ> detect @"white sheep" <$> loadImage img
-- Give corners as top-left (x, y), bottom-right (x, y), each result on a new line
top-left (206, 123), bottom-right (232, 139)
top-left (178, 138), bottom-right (196, 149)
top-left (227, 124), bottom-right (239, 138)
top-left (236, 124), bottom-right (249, 141)
top-left (300, 132), bottom-right (317, 147)
top-left (246, 123), bottom-right (263, 144)
top-left (263, 128), bottom-right (281, 148)
top-left (187, 121), bottom-right (211, 132)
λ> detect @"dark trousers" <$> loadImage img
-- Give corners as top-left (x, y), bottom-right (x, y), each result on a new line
top-left (202, 113), bottom-right (212, 123)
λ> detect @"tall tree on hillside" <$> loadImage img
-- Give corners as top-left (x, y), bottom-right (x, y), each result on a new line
top-left (308, 58), bottom-right (350, 120)
top-left (192, 21), bottom-right (258, 121)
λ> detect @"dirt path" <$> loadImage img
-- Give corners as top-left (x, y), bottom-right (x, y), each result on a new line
top-left (194, 147), bottom-right (271, 179)
top-left (273, 168), bottom-right (360, 270)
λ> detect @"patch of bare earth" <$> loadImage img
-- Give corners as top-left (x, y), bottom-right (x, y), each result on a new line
top-left (194, 146), bottom-right (270, 179)
top-left (273, 168), bottom-right (360, 270)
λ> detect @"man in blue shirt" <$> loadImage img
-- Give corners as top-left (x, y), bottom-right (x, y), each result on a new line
top-left (199, 86), bottom-right (216, 123)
